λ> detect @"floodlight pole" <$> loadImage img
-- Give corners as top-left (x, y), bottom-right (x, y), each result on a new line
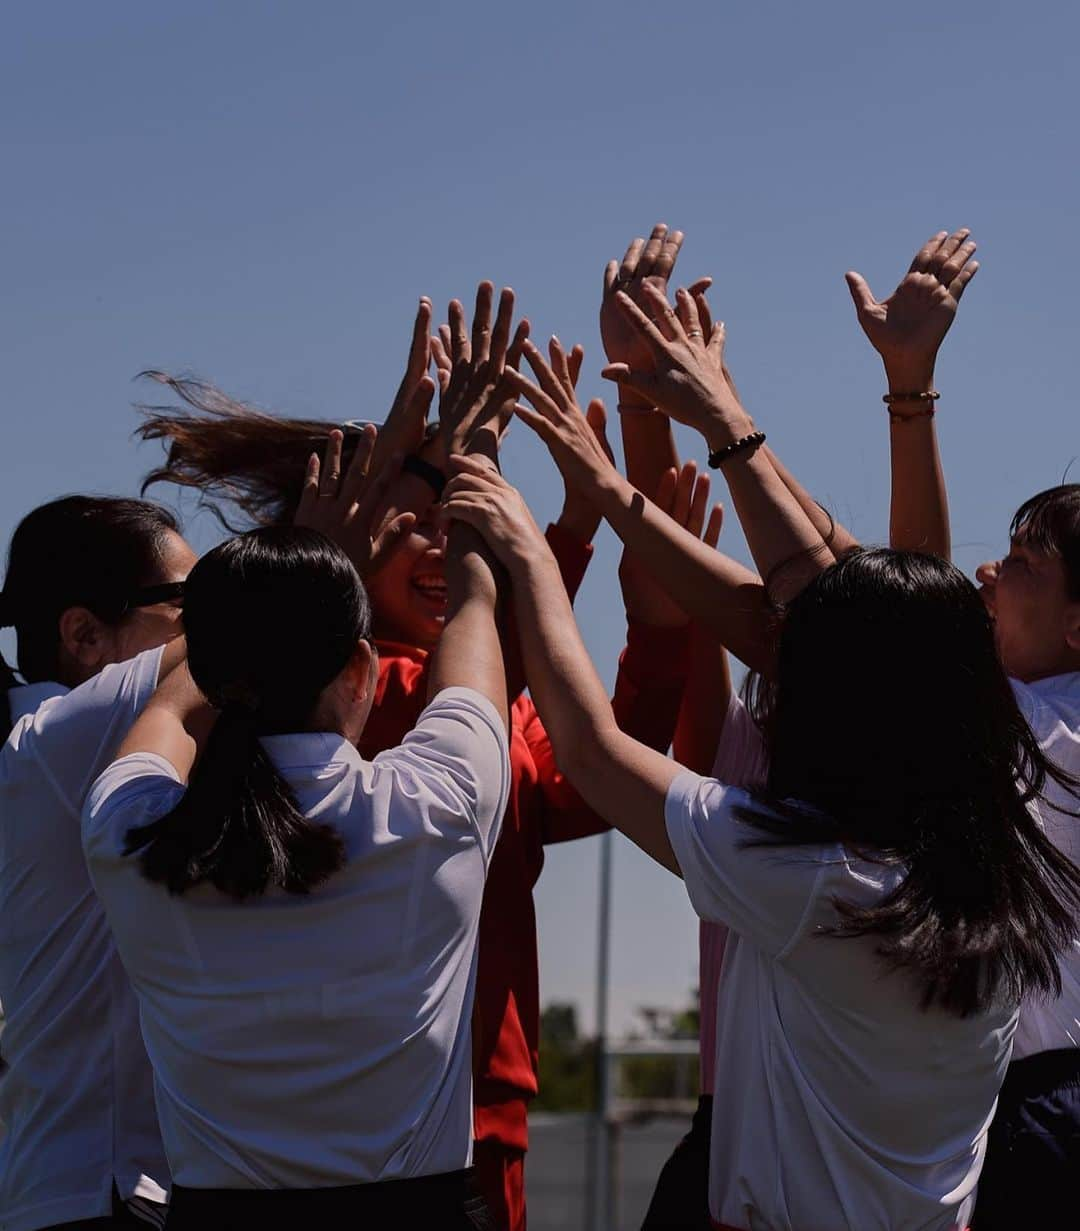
top-left (588, 829), bottom-right (613, 1231)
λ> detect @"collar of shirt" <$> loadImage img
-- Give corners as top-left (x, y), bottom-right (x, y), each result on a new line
top-left (7, 679), bottom-right (68, 725)
top-left (374, 639), bottom-right (428, 664)
top-left (1024, 669), bottom-right (1080, 704)
top-left (259, 730), bottom-right (364, 773)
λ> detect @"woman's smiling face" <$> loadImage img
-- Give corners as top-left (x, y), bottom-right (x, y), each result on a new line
top-left (364, 506), bottom-right (448, 650)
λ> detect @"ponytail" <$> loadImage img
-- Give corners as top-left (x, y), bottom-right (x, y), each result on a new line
top-left (124, 706), bottom-right (346, 900)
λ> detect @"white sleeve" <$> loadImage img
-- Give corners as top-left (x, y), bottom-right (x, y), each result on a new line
top-left (82, 751), bottom-right (185, 866)
top-left (372, 687), bottom-right (511, 865)
top-left (24, 647), bottom-right (166, 818)
top-left (665, 770), bottom-right (830, 957)
top-left (710, 693), bottom-right (769, 789)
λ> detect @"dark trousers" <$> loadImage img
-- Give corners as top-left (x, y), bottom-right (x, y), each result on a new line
top-left (973, 1047), bottom-right (1080, 1229)
top-left (51, 1184), bottom-right (166, 1230)
top-left (640, 1094), bottom-right (713, 1231)
top-left (166, 1168), bottom-right (494, 1230)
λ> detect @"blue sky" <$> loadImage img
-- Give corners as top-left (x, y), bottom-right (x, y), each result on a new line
top-left (3, 2), bottom-right (1078, 1033)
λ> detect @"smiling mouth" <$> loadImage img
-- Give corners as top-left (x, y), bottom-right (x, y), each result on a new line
top-left (412, 575), bottom-right (448, 610)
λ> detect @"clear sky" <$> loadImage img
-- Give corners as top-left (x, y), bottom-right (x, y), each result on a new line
top-left (3, 1), bottom-right (1078, 1034)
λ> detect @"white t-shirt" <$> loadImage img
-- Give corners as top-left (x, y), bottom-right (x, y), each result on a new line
top-left (0, 649), bottom-right (169, 1231)
top-left (83, 686), bottom-right (510, 1190)
top-left (667, 773), bottom-right (1017, 1231)
top-left (1011, 671), bottom-right (1080, 1059)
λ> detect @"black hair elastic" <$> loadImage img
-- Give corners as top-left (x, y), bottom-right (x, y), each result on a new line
top-left (707, 430), bottom-right (767, 469)
top-left (402, 454), bottom-right (446, 499)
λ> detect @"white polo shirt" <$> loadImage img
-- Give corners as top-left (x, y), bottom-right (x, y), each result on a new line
top-left (667, 774), bottom-right (1017, 1231)
top-left (0, 649), bottom-right (169, 1231)
top-left (1011, 671), bottom-right (1080, 1058)
top-left (83, 686), bottom-right (510, 1189)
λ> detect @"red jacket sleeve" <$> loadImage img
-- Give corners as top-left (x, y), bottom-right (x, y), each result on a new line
top-left (545, 522), bottom-right (593, 603)
top-left (527, 621), bottom-right (692, 846)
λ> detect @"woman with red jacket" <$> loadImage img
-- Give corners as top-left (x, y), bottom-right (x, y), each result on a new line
top-left (135, 286), bottom-right (695, 1229)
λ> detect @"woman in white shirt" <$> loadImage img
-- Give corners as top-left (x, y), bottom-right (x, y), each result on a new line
top-left (83, 305), bottom-right (516, 1227)
top-left (1, 495), bottom-right (194, 1231)
top-left (438, 312), bottom-right (1080, 1230)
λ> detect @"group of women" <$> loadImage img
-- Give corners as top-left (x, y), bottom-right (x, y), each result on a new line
top-left (1, 224), bottom-right (1078, 1231)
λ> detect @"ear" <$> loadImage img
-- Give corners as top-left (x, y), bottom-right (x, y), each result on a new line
top-left (57, 606), bottom-right (111, 678)
top-left (348, 639), bottom-right (378, 704)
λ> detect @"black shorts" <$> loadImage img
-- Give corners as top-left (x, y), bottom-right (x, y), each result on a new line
top-left (640, 1094), bottom-right (713, 1231)
top-left (973, 1047), bottom-right (1080, 1229)
top-left (165, 1168), bottom-right (494, 1231)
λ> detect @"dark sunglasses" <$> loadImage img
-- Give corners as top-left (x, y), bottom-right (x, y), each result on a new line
top-left (122, 581), bottom-right (186, 613)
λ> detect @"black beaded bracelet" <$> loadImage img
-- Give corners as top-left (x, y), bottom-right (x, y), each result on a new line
top-left (402, 453), bottom-right (447, 499)
top-left (707, 430), bottom-right (767, 469)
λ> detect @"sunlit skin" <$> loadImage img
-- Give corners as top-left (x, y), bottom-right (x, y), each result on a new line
top-left (364, 507), bottom-right (448, 651)
top-left (976, 536), bottom-right (1080, 684)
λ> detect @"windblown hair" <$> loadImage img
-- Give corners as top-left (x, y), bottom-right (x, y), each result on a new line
top-left (136, 370), bottom-right (434, 530)
top-left (125, 526), bottom-right (371, 900)
top-left (1, 496), bottom-right (179, 731)
top-left (1010, 484), bottom-right (1080, 600)
top-left (741, 547), bottom-right (1080, 1018)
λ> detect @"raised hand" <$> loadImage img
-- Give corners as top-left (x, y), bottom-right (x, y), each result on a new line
top-left (432, 281), bottom-right (519, 466)
top-left (370, 297), bottom-right (436, 475)
top-left (620, 463), bottom-right (724, 628)
top-left (600, 284), bottom-right (754, 450)
top-left (600, 224), bottom-right (710, 409)
top-left (845, 229), bottom-right (979, 390)
top-left (442, 455), bottom-right (549, 570)
top-left (295, 420), bottom-right (423, 575)
top-left (504, 338), bottom-right (619, 497)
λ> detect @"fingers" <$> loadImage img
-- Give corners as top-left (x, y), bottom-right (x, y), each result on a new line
top-left (618, 236), bottom-right (646, 285)
top-left (340, 423), bottom-right (377, 506)
top-left (600, 363), bottom-right (660, 400)
top-left (844, 271), bottom-right (877, 316)
top-left (937, 238), bottom-right (977, 290)
top-left (430, 333), bottom-right (453, 393)
top-left (707, 319), bottom-right (726, 359)
top-left (447, 453), bottom-right (507, 482)
top-left (488, 286), bottom-right (514, 376)
top-left (567, 344), bottom-right (585, 390)
top-left (521, 339), bottom-right (575, 408)
top-left (638, 223), bottom-right (669, 279)
top-left (506, 319), bottom-right (531, 371)
top-left (671, 462), bottom-right (697, 526)
top-left (585, 398), bottom-right (615, 465)
top-left (548, 337), bottom-right (574, 397)
top-left (652, 228), bottom-right (684, 283)
top-left (949, 259), bottom-right (980, 301)
top-left (369, 511), bottom-right (418, 573)
top-left (640, 282), bottom-right (682, 343)
top-left (613, 289), bottom-right (669, 356)
top-left (406, 297), bottom-right (432, 384)
top-left (654, 467), bottom-right (678, 514)
top-left (319, 430), bottom-right (344, 496)
top-left (703, 503), bottom-right (724, 549)
top-left (675, 287), bottom-right (703, 341)
top-left (603, 259), bottom-right (619, 296)
top-left (295, 451), bottom-right (321, 522)
top-left (686, 471), bottom-right (711, 539)
top-left (470, 281), bottom-right (495, 365)
top-left (909, 231), bottom-right (949, 273)
top-left (504, 364), bottom-right (562, 422)
top-left (512, 401), bottom-right (557, 441)
top-left (692, 286), bottom-right (714, 340)
top-left (448, 299), bottom-right (469, 366)
top-left (928, 228), bottom-right (971, 276)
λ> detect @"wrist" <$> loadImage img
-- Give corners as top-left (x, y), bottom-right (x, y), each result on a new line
top-left (555, 505), bottom-right (601, 545)
top-left (617, 385), bottom-right (655, 412)
top-left (701, 406), bottom-right (756, 454)
top-left (884, 360), bottom-right (936, 394)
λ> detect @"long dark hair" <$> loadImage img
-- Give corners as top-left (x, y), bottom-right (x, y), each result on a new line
top-left (124, 526), bottom-right (370, 900)
top-left (136, 370), bottom-right (416, 530)
top-left (740, 547), bottom-right (1080, 1018)
top-left (1010, 483), bottom-right (1080, 599)
top-left (1, 496), bottom-right (180, 732)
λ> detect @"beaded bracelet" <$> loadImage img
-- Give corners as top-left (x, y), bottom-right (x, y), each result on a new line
top-left (707, 430), bottom-right (767, 469)
top-left (888, 407), bottom-right (936, 422)
top-left (401, 454), bottom-right (447, 499)
top-left (882, 390), bottom-right (940, 405)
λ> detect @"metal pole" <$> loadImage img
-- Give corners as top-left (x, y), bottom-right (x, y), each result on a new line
top-left (588, 830), bottom-right (614, 1231)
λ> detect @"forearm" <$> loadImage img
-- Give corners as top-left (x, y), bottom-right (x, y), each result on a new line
top-left (764, 447), bottom-right (860, 556)
top-left (673, 630), bottom-right (732, 774)
top-left (116, 663), bottom-right (214, 780)
top-left (887, 415), bottom-right (950, 557)
top-left (428, 525), bottom-right (508, 728)
top-left (593, 468), bottom-right (776, 673)
top-left (620, 404), bottom-right (679, 501)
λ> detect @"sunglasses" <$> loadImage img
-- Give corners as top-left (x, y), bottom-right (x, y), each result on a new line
top-left (122, 581), bottom-right (186, 613)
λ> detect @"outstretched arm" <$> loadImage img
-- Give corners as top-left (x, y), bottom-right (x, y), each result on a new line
top-left (845, 228), bottom-right (979, 559)
top-left (443, 462), bottom-right (683, 872)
